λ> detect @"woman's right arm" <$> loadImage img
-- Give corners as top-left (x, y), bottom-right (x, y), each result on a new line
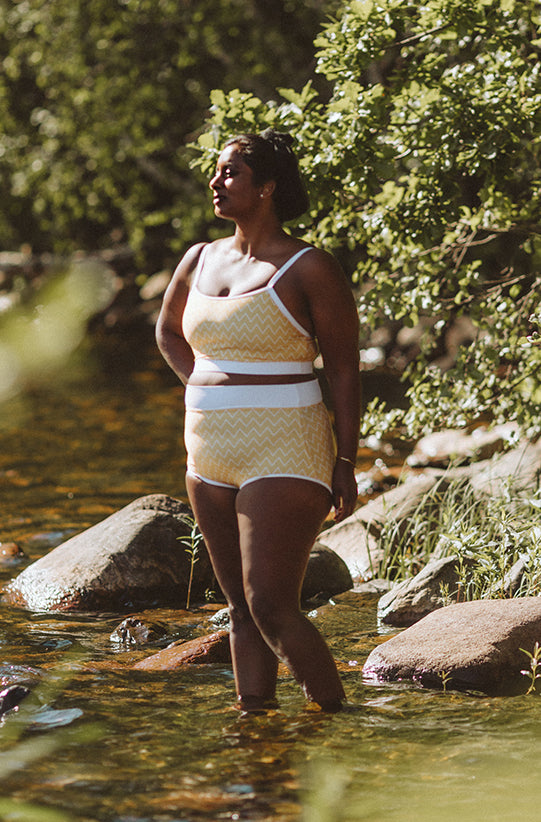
top-left (155, 243), bottom-right (206, 385)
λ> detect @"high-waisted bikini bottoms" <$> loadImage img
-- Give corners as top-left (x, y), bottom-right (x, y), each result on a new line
top-left (184, 380), bottom-right (335, 492)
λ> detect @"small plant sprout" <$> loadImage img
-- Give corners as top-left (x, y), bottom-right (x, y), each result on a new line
top-left (520, 641), bottom-right (541, 695)
top-left (439, 582), bottom-right (453, 607)
top-left (178, 516), bottom-right (204, 609)
top-left (439, 670), bottom-right (452, 693)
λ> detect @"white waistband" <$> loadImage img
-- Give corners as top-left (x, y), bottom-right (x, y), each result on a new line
top-left (185, 380), bottom-right (322, 410)
top-left (193, 357), bottom-right (313, 376)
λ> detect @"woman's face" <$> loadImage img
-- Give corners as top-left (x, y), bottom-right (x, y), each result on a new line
top-left (209, 145), bottom-right (264, 220)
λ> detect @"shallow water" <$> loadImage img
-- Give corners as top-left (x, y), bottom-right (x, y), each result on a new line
top-left (1, 338), bottom-right (540, 822)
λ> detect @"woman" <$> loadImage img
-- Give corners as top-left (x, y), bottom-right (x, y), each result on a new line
top-left (156, 129), bottom-right (360, 714)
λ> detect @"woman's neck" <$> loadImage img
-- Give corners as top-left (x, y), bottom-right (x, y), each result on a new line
top-left (231, 221), bottom-right (289, 259)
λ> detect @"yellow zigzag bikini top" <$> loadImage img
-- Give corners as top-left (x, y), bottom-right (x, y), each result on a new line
top-left (182, 246), bottom-right (318, 375)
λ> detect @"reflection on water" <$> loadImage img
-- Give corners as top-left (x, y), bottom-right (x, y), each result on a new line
top-left (0, 333), bottom-right (187, 547)
top-left (1, 336), bottom-right (541, 821)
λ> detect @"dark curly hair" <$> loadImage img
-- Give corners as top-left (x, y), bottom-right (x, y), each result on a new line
top-left (224, 129), bottom-right (309, 223)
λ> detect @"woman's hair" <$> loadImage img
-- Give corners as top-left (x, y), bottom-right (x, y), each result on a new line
top-left (224, 128), bottom-right (309, 223)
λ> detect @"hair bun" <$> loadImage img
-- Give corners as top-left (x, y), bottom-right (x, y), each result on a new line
top-left (260, 128), bottom-right (295, 152)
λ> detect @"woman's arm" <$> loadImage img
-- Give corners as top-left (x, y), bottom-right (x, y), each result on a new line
top-left (301, 249), bottom-right (361, 522)
top-left (155, 243), bottom-right (205, 385)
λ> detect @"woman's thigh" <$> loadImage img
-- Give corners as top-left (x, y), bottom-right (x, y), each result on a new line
top-left (235, 478), bottom-right (332, 607)
top-left (185, 474), bottom-right (245, 605)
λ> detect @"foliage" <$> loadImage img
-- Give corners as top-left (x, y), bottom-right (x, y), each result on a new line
top-left (373, 473), bottom-right (463, 581)
top-left (0, 260), bottom-right (115, 401)
top-left (192, 0), bottom-right (541, 437)
top-left (443, 483), bottom-right (541, 600)
top-left (0, 0), bottom-right (336, 264)
top-left (375, 472), bottom-right (541, 601)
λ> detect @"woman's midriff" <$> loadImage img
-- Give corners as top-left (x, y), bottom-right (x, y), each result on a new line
top-left (187, 371), bottom-right (315, 386)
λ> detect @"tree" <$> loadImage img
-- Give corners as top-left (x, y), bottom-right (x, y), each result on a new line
top-left (192, 0), bottom-right (541, 439)
top-left (0, 0), bottom-right (337, 263)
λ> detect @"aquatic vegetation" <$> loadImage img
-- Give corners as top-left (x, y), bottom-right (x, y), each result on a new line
top-left (439, 670), bottom-right (453, 693)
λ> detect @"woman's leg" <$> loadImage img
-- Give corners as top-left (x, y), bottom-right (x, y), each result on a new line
top-left (236, 477), bottom-right (346, 710)
top-left (186, 475), bottom-right (278, 705)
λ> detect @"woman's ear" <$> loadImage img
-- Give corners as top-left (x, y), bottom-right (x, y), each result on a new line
top-left (260, 180), bottom-right (276, 199)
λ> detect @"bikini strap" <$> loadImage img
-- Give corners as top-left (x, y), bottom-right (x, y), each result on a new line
top-left (191, 244), bottom-right (209, 288)
top-left (267, 247), bottom-right (313, 288)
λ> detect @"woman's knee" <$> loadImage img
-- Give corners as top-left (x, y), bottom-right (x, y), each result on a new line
top-left (246, 590), bottom-right (297, 641)
top-left (228, 602), bottom-right (254, 630)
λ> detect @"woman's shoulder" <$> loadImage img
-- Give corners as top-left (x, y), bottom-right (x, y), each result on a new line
top-left (293, 243), bottom-right (344, 281)
top-left (181, 241), bottom-right (208, 268)
top-left (170, 241), bottom-right (210, 284)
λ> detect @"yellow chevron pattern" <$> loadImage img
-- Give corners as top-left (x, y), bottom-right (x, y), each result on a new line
top-left (185, 402), bottom-right (335, 489)
top-left (183, 288), bottom-right (318, 363)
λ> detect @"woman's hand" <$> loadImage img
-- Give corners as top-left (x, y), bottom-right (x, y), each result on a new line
top-left (331, 459), bottom-right (358, 522)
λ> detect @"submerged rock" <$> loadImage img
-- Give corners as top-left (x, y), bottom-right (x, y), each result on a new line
top-left (0, 684), bottom-right (30, 716)
top-left (110, 617), bottom-right (170, 646)
top-left (133, 630), bottom-right (231, 671)
top-left (364, 597), bottom-right (541, 695)
top-left (2, 495), bottom-right (214, 612)
top-left (0, 542), bottom-right (25, 566)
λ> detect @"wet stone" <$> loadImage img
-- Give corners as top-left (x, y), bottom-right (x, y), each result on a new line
top-left (364, 597), bottom-right (541, 695)
top-left (133, 630), bottom-right (231, 671)
top-left (0, 684), bottom-right (30, 716)
top-left (2, 494), bottom-right (215, 612)
top-left (110, 617), bottom-right (170, 646)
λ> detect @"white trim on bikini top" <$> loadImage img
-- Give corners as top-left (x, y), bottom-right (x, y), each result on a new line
top-left (192, 244), bottom-right (312, 293)
top-left (191, 245), bottom-right (314, 341)
top-left (192, 358), bottom-right (313, 375)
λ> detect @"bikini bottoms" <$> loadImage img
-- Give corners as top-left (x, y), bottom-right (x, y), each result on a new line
top-left (184, 380), bottom-right (335, 492)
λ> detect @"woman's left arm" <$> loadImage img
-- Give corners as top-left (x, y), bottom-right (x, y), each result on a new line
top-left (302, 249), bottom-right (361, 522)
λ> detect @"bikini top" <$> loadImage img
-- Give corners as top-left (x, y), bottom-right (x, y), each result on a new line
top-left (182, 246), bottom-right (318, 375)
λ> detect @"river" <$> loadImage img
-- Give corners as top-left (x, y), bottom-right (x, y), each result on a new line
top-left (1, 331), bottom-right (540, 822)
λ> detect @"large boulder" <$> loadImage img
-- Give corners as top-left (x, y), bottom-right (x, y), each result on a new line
top-left (407, 424), bottom-right (519, 468)
top-left (469, 439), bottom-right (541, 498)
top-left (2, 494), bottom-right (351, 613)
top-left (2, 495), bottom-right (215, 612)
top-left (364, 597), bottom-right (541, 695)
